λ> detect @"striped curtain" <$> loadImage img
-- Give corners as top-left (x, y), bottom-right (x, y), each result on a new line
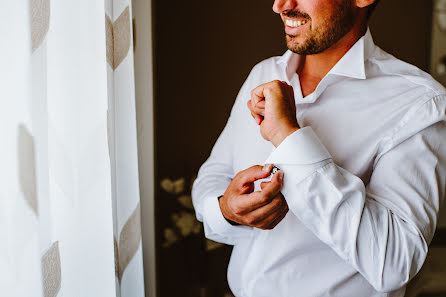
top-left (0, 1), bottom-right (145, 297)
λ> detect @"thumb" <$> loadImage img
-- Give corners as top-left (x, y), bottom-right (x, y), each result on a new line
top-left (261, 170), bottom-right (284, 197)
top-left (240, 164), bottom-right (274, 185)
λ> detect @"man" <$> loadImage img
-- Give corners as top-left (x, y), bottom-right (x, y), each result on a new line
top-left (192, 0), bottom-right (446, 296)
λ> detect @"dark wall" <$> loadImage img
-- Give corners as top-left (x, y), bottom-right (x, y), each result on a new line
top-left (153, 1), bottom-right (286, 181)
top-left (153, 2), bottom-right (285, 296)
top-left (369, 0), bottom-right (433, 72)
top-left (152, 1), bottom-right (433, 297)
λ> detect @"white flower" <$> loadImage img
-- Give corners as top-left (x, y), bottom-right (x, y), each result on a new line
top-left (160, 177), bottom-right (185, 194)
top-left (160, 178), bottom-right (174, 193)
top-left (162, 228), bottom-right (179, 248)
top-left (172, 211), bottom-right (201, 237)
top-left (177, 195), bottom-right (194, 209)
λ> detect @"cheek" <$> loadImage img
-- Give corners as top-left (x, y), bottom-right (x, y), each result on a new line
top-left (306, 2), bottom-right (335, 27)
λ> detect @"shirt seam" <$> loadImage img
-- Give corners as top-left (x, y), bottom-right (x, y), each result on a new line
top-left (375, 94), bottom-right (446, 167)
top-left (368, 55), bottom-right (444, 97)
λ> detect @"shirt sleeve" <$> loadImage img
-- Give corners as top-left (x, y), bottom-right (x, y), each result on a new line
top-left (192, 76), bottom-right (254, 246)
top-left (264, 95), bottom-right (446, 292)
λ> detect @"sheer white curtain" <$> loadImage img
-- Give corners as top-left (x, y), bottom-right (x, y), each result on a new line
top-left (0, 1), bottom-right (145, 296)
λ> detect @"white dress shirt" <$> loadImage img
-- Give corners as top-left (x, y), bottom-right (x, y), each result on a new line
top-left (192, 29), bottom-right (446, 297)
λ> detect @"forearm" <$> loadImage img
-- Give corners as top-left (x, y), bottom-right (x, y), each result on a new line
top-left (280, 162), bottom-right (428, 292)
top-left (192, 157), bottom-right (254, 245)
top-left (264, 123), bottom-right (445, 292)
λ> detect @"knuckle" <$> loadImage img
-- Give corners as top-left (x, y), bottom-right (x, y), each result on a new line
top-left (260, 194), bottom-right (270, 204)
top-left (250, 165), bottom-right (262, 172)
top-left (265, 224), bottom-right (274, 230)
top-left (232, 205), bottom-right (243, 216)
top-left (260, 222), bottom-right (271, 230)
top-left (246, 216), bottom-right (257, 226)
top-left (272, 197), bottom-right (282, 209)
top-left (234, 171), bottom-right (243, 179)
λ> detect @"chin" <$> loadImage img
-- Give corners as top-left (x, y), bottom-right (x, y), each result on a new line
top-left (286, 36), bottom-right (302, 53)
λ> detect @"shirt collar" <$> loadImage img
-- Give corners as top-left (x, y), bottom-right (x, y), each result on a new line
top-left (277, 27), bottom-right (376, 81)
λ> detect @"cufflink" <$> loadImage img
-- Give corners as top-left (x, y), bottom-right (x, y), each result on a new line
top-left (271, 165), bottom-right (281, 175)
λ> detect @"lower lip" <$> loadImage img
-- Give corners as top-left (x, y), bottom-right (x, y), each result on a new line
top-left (285, 22), bottom-right (308, 35)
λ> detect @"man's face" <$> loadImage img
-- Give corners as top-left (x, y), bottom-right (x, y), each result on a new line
top-left (273, 0), bottom-right (357, 55)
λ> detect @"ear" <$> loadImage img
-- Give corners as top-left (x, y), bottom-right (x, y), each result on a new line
top-left (355, 0), bottom-right (377, 8)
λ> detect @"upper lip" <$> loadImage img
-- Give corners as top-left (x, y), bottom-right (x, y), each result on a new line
top-left (284, 16), bottom-right (308, 22)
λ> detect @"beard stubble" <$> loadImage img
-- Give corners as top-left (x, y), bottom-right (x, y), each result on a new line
top-left (285, 0), bottom-right (356, 55)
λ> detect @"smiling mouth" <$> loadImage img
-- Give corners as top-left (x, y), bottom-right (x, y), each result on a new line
top-left (285, 18), bottom-right (308, 28)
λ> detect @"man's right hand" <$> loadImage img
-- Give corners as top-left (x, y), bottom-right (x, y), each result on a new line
top-left (219, 164), bottom-right (289, 230)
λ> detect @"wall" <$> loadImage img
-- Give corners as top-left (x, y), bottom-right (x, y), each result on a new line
top-left (369, 0), bottom-right (433, 72)
top-left (152, 1), bottom-right (285, 296)
top-left (132, 0), bottom-right (156, 296)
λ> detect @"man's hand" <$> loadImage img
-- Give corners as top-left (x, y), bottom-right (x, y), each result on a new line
top-left (219, 164), bottom-right (289, 230)
top-left (247, 80), bottom-right (299, 147)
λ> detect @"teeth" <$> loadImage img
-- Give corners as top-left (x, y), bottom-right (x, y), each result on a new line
top-left (286, 19), bottom-right (306, 28)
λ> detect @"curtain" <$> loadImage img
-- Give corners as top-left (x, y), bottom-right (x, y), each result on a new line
top-left (0, 1), bottom-right (145, 297)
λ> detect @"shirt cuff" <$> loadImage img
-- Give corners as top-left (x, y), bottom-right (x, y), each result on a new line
top-left (265, 126), bottom-right (331, 165)
top-left (202, 194), bottom-right (253, 240)
top-left (264, 126), bottom-right (332, 189)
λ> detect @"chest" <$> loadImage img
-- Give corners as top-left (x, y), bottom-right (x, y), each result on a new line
top-left (232, 84), bottom-right (407, 186)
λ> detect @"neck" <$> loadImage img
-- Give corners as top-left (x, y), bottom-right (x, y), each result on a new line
top-left (299, 23), bottom-right (367, 81)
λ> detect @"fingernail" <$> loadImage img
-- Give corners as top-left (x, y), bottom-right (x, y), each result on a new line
top-left (263, 164), bottom-right (272, 172)
top-left (277, 170), bottom-right (283, 182)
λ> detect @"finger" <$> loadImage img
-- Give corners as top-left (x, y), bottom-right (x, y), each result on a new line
top-left (248, 100), bottom-right (264, 124)
top-left (260, 181), bottom-right (269, 190)
top-left (236, 169), bottom-right (282, 210)
top-left (256, 114), bottom-right (264, 125)
top-left (248, 197), bottom-right (288, 229)
top-left (252, 104), bottom-right (265, 117)
top-left (253, 100), bottom-right (265, 116)
top-left (256, 204), bottom-right (288, 230)
top-left (241, 182), bottom-right (255, 194)
top-left (237, 188), bottom-right (281, 213)
top-left (264, 203), bottom-right (289, 230)
top-left (250, 84), bottom-right (267, 107)
top-left (255, 100), bottom-right (265, 109)
top-left (246, 99), bottom-right (253, 111)
top-left (251, 111), bottom-right (263, 125)
top-left (239, 164), bottom-right (273, 186)
top-left (261, 170), bottom-right (284, 199)
top-left (286, 84), bottom-right (295, 104)
top-left (248, 96), bottom-right (265, 117)
top-left (243, 195), bottom-right (285, 226)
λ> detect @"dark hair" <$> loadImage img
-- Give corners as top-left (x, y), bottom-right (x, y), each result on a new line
top-left (367, 0), bottom-right (381, 18)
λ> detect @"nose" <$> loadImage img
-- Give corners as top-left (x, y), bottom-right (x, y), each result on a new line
top-left (272, 0), bottom-right (297, 14)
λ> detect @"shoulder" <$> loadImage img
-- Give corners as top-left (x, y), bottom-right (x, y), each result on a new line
top-left (251, 55), bottom-right (283, 72)
top-left (245, 54), bottom-right (287, 85)
top-left (369, 48), bottom-right (446, 156)
top-left (367, 46), bottom-right (446, 98)
top-left (235, 54), bottom-right (286, 98)
top-left (231, 54), bottom-right (286, 116)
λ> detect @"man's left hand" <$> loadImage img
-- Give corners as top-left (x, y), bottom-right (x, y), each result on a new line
top-left (247, 80), bottom-right (299, 147)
